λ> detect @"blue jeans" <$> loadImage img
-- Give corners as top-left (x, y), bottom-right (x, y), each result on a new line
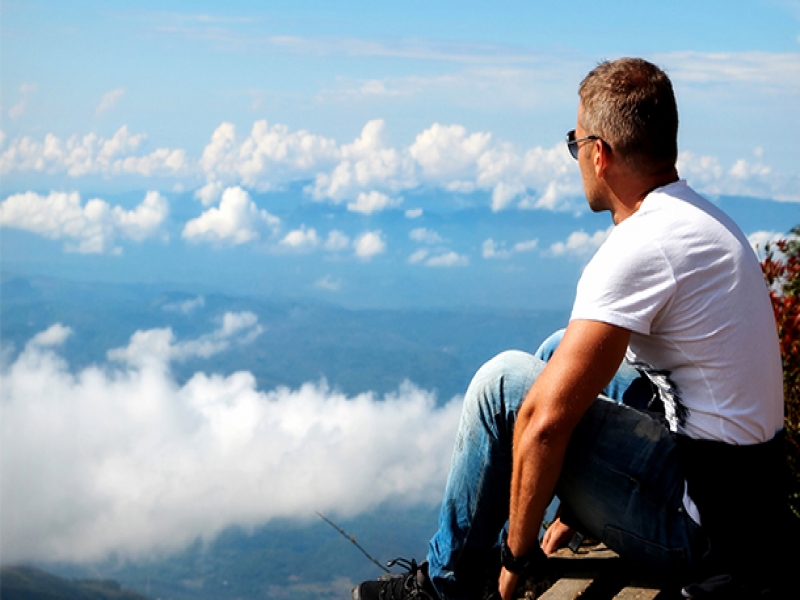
top-left (427, 331), bottom-right (705, 600)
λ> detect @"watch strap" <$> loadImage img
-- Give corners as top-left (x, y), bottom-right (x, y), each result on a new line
top-left (500, 531), bottom-right (546, 575)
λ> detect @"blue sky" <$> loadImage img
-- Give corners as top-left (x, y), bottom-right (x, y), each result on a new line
top-left (2, 0), bottom-right (800, 309)
top-left (2, 0), bottom-right (800, 569)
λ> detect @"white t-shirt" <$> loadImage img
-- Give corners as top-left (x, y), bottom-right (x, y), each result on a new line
top-left (571, 180), bottom-right (784, 445)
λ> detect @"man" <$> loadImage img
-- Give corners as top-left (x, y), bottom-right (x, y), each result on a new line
top-left (353, 58), bottom-right (788, 600)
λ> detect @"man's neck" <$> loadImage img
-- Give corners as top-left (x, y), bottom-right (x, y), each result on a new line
top-left (609, 168), bottom-right (679, 225)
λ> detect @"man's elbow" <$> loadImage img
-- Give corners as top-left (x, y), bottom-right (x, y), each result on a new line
top-left (515, 405), bottom-right (575, 456)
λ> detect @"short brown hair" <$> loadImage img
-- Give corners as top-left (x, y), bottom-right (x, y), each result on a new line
top-left (579, 58), bottom-right (678, 176)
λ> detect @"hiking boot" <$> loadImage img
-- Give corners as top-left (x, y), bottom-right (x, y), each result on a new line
top-left (352, 558), bottom-right (439, 600)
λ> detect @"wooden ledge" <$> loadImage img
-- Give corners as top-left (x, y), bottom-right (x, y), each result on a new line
top-left (516, 543), bottom-right (682, 600)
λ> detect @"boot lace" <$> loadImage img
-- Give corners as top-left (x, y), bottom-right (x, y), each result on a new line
top-left (378, 558), bottom-right (435, 600)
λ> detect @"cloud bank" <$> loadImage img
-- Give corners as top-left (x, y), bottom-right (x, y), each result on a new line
top-left (0, 126), bottom-right (186, 178)
top-left (1, 323), bottom-right (462, 564)
top-left (0, 190), bottom-right (168, 254)
top-left (191, 118), bottom-right (579, 212)
top-left (3, 116), bottom-right (798, 211)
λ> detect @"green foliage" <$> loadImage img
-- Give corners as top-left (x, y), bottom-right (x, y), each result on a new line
top-left (760, 225), bottom-right (800, 520)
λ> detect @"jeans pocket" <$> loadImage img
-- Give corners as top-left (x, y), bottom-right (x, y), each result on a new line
top-left (603, 525), bottom-right (688, 576)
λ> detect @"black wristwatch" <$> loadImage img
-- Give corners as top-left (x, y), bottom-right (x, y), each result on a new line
top-left (500, 530), bottom-right (545, 574)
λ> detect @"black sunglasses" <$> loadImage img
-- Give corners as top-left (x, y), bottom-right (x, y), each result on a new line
top-left (566, 129), bottom-right (602, 160)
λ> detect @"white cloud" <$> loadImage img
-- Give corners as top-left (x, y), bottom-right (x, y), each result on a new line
top-left (115, 191), bottom-right (171, 241)
top-left (194, 180), bottom-right (225, 206)
top-left (409, 227), bottom-right (443, 245)
top-left (0, 190), bottom-right (168, 254)
top-left (425, 251), bottom-right (469, 267)
top-left (483, 238), bottom-right (539, 259)
top-left (183, 186), bottom-right (280, 245)
top-left (218, 311), bottom-right (259, 335)
top-left (8, 83), bottom-right (36, 120)
top-left (490, 181), bottom-right (527, 212)
top-left (27, 324), bottom-right (72, 349)
top-left (5, 115), bottom-right (795, 211)
top-left (0, 126), bottom-right (187, 178)
top-left (483, 238), bottom-right (508, 259)
top-left (7, 104), bottom-right (25, 120)
top-left (114, 147), bottom-right (187, 177)
top-left (324, 230), bottom-right (351, 252)
top-left (513, 239), bottom-right (539, 252)
top-left (401, 126), bottom-right (582, 212)
top-left (550, 226), bottom-right (613, 257)
top-left (347, 190), bottom-right (401, 214)
top-left (162, 296), bottom-right (206, 314)
top-left (353, 230), bottom-right (386, 259)
top-left (409, 123), bottom-right (492, 183)
top-left (315, 275), bottom-right (342, 291)
top-left (658, 51), bottom-right (800, 93)
top-left (317, 78), bottom-right (406, 102)
top-left (199, 120), bottom-right (339, 194)
top-left (493, 145), bottom-right (580, 211)
top-left (405, 126), bottom-right (582, 212)
top-left (107, 311), bottom-right (262, 368)
top-left (311, 120), bottom-right (415, 202)
top-left (198, 122), bottom-right (236, 181)
top-left (408, 240), bottom-right (468, 266)
top-left (160, 26), bottom-right (558, 66)
top-left (1, 325), bottom-right (461, 563)
top-left (95, 88), bottom-right (125, 116)
top-left (280, 225), bottom-right (320, 250)
top-left (359, 79), bottom-right (400, 96)
top-left (676, 149), bottom-right (799, 202)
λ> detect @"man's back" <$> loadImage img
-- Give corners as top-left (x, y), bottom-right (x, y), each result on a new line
top-left (572, 180), bottom-right (783, 444)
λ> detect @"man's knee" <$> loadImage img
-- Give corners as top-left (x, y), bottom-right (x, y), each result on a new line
top-left (534, 329), bottom-right (566, 362)
top-left (462, 350), bottom-right (544, 422)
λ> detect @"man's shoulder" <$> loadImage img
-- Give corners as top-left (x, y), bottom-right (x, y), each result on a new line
top-left (633, 181), bottom-right (748, 251)
top-left (644, 181), bottom-right (736, 230)
top-left (640, 180), bottom-right (710, 218)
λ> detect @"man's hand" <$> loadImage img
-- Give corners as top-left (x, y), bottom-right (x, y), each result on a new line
top-left (498, 567), bottom-right (519, 600)
top-left (541, 517), bottom-right (575, 555)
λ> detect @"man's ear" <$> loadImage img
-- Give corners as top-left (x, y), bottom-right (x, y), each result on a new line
top-left (593, 138), bottom-right (609, 178)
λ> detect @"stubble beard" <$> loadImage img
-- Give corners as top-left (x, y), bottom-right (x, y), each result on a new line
top-left (583, 184), bottom-right (610, 213)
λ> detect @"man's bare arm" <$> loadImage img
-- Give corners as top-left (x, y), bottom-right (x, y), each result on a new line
top-left (498, 319), bottom-right (630, 600)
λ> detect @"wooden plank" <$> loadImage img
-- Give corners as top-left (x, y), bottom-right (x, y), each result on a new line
top-left (537, 578), bottom-right (592, 599)
top-left (551, 545), bottom-right (618, 560)
top-left (613, 586), bottom-right (660, 599)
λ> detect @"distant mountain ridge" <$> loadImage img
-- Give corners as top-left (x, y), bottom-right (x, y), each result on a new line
top-left (0, 566), bottom-right (151, 600)
top-left (21, 507), bottom-right (441, 600)
top-left (0, 274), bottom-right (570, 401)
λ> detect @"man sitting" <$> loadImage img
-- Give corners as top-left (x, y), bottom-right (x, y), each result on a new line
top-left (353, 57), bottom-right (788, 600)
